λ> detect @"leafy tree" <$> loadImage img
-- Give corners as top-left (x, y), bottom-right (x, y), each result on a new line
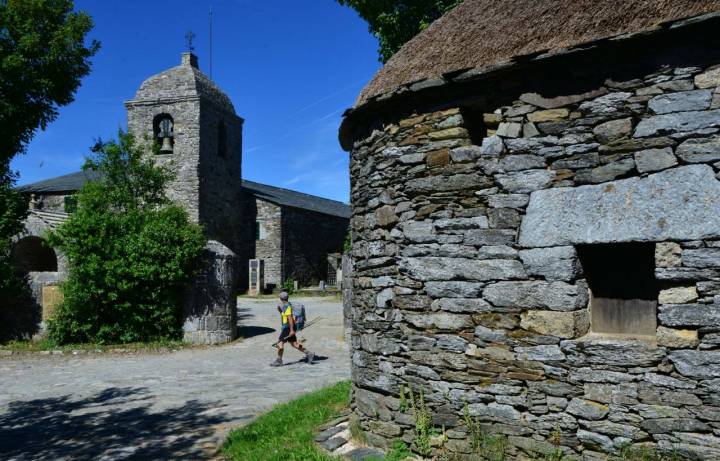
top-left (0, 169), bottom-right (29, 304)
top-left (0, 0), bottom-right (99, 160)
top-left (337, 0), bottom-right (462, 63)
top-left (0, 0), bottom-right (98, 313)
top-left (48, 132), bottom-right (206, 344)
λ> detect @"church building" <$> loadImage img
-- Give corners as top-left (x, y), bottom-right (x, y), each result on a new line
top-left (10, 52), bottom-right (349, 338)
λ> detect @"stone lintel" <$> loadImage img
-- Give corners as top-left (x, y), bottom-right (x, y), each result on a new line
top-left (519, 165), bottom-right (720, 247)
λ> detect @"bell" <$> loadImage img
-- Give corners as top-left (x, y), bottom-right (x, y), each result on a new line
top-left (160, 136), bottom-right (173, 153)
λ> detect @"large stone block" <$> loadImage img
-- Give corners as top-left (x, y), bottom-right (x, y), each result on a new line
top-left (516, 344), bottom-right (565, 361)
top-left (634, 147), bottom-right (677, 173)
top-left (496, 170), bottom-right (555, 193)
top-left (566, 398), bottom-right (609, 420)
top-left (656, 326), bottom-right (699, 348)
top-left (592, 117), bottom-right (633, 143)
top-left (658, 286), bottom-right (698, 304)
top-left (634, 109), bottom-right (720, 137)
top-left (562, 338), bottom-right (665, 367)
top-left (518, 246), bottom-right (581, 281)
top-left (463, 229), bottom-right (517, 246)
top-left (520, 309), bottom-right (589, 338)
top-left (683, 248), bottom-right (720, 268)
top-left (658, 303), bottom-right (720, 327)
top-left (519, 165), bottom-right (720, 247)
top-left (669, 350), bottom-right (720, 379)
top-left (404, 312), bottom-right (474, 330)
top-left (655, 242), bottom-right (682, 267)
top-left (402, 257), bottom-right (526, 281)
top-left (424, 281), bottom-right (484, 298)
top-left (406, 174), bottom-right (492, 194)
top-left (430, 298), bottom-right (493, 313)
top-left (647, 90), bottom-right (713, 114)
top-left (483, 281), bottom-right (588, 311)
top-left (676, 137), bottom-right (720, 163)
top-left (695, 67), bottom-right (720, 89)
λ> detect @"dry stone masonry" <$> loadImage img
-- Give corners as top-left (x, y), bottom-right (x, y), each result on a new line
top-left (341, 6), bottom-right (720, 459)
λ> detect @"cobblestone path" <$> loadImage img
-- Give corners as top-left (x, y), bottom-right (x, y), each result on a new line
top-left (0, 297), bottom-right (350, 460)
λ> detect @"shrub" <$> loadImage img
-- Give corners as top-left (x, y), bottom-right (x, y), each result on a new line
top-left (282, 277), bottom-right (295, 295)
top-left (48, 132), bottom-right (205, 344)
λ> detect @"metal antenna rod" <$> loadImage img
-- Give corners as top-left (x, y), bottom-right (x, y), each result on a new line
top-left (209, 6), bottom-right (213, 79)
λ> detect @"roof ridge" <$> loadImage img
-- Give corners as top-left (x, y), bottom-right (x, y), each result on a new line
top-left (242, 179), bottom-right (349, 206)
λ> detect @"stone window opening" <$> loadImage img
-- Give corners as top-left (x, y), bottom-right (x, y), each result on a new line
top-left (256, 221), bottom-right (267, 241)
top-left (218, 120), bottom-right (227, 157)
top-left (10, 236), bottom-right (58, 273)
top-left (153, 114), bottom-right (174, 154)
top-left (577, 242), bottom-right (658, 338)
top-left (460, 106), bottom-right (487, 145)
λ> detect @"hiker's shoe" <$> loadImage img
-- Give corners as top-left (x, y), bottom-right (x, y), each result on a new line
top-left (306, 352), bottom-right (315, 364)
top-left (270, 358), bottom-right (283, 367)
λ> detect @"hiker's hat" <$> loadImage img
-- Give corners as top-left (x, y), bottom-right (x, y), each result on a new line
top-left (279, 291), bottom-right (289, 301)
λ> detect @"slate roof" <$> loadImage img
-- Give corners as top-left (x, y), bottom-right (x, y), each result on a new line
top-left (18, 171), bottom-right (350, 219)
top-left (16, 170), bottom-right (103, 194)
top-left (241, 180), bottom-right (350, 219)
top-left (356, 0), bottom-right (720, 106)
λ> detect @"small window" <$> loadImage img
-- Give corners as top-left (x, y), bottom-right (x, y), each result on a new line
top-left (218, 121), bottom-right (227, 157)
top-left (578, 242), bottom-right (658, 337)
top-left (153, 114), bottom-right (174, 154)
top-left (460, 106), bottom-right (487, 145)
top-left (255, 221), bottom-right (267, 241)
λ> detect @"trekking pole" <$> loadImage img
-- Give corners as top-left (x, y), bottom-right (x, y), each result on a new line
top-left (271, 316), bottom-right (324, 348)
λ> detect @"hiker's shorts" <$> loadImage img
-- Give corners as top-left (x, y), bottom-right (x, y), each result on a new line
top-left (279, 327), bottom-right (296, 343)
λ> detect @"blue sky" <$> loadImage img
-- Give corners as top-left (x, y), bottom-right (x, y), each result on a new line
top-left (10, 0), bottom-right (382, 203)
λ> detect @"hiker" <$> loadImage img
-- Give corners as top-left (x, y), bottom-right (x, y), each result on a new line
top-left (271, 291), bottom-right (314, 367)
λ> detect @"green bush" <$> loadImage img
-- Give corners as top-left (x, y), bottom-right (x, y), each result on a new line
top-left (282, 277), bottom-right (295, 295)
top-left (48, 132), bottom-right (205, 344)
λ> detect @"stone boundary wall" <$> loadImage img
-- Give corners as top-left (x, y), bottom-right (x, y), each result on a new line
top-left (182, 240), bottom-right (238, 344)
top-left (349, 64), bottom-right (720, 459)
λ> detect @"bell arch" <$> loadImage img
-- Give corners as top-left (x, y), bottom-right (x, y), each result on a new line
top-left (152, 113), bottom-right (174, 154)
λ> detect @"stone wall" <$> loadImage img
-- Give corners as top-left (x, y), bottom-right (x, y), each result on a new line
top-left (127, 98), bottom-right (203, 223)
top-left (32, 193), bottom-right (68, 212)
top-left (348, 63), bottom-right (720, 459)
top-left (255, 199), bottom-right (283, 289)
top-left (182, 240), bottom-right (238, 344)
top-left (282, 207), bottom-right (349, 286)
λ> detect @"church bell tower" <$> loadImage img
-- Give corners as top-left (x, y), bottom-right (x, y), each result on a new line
top-left (124, 52), bottom-right (245, 253)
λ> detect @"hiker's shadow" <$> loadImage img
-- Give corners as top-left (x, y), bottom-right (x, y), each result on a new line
top-left (236, 305), bottom-right (275, 338)
top-left (0, 386), bottom-right (237, 461)
top-left (237, 325), bottom-right (275, 339)
top-left (286, 355), bottom-right (330, 365)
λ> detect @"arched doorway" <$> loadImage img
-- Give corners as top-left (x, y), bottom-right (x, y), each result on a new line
top-left (10, 236), bottom-right (58, 273)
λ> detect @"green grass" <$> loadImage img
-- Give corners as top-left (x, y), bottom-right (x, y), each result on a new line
top-left (0, 338), bottom-right (187, 353)
top-left (223, 380), bottom-right (351, 461)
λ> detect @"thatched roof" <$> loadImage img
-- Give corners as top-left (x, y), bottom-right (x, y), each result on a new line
top-left (356, 0), bottom-right (720, 107)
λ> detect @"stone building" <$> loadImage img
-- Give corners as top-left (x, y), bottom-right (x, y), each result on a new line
top-left (340, 1), bottom-right (720, 459)
top-left (10, 52), bottom-right (349, 342)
